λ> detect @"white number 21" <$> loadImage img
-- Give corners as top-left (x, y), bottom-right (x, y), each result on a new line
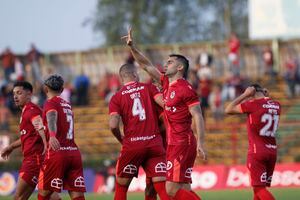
top-left (259, 114), bottom-right (279, 137)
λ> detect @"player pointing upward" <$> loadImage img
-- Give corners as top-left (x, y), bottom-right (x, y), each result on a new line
top-left (122, 28), bottom-right (206, 200)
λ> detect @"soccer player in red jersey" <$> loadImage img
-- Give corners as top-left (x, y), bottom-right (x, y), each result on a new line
top-left (122, 28), bottom-right (206, 200)
top-left (0, 81), bottom-right (60, 200)
top-left (37, 75), bottom-right (86, 200)
top-left (225, 84), bottom-right (280, 200)
top-left (109, 63), bottom-right (169, 200)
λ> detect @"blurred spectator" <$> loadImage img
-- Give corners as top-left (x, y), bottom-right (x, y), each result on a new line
top-left (0, 96), bottom-right (10, 133)
top-left (126, 52), bottom-right (135, 64)
top-left (26, 44), bottom-right (43, 83)
top-left (187, 69), bottom-right (199, 90)
top-left (12, 58), bottom-right (25, 81)
top-left (284, 55), bottom-right (298, 98)
top-left (262, 47), bottom-right (276, 83)
top-left (209, 84), bottom-right (225, 128)
top-left (228, 32), bottom-right (240, 75)
top-left (98, 72), bottom-right (110, 99)
top-left (196, 53), bottom-right (213, 119)
top-left (0, 47), bottom-right (15, 82)
top-left (60, 81), bottom-right (73, 103)
top-left (74, 73), bottom-right (90, 106)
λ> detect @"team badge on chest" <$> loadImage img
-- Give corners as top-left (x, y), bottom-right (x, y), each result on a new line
top-left (170, 91), bottom-right (176, 99)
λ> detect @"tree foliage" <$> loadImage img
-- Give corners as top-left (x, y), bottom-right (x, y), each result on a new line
top-left (91, 0), bottom-right (248, 46)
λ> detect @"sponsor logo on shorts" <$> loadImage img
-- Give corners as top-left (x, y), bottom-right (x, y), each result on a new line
top-left (51, 178), bottom-right (63, 189)
top-left (32, 176), bottom-right (38, 184)
top-left (123, 164), bottom-right (137, 174)
top-left (74, 176), bottom-right (85, 188)
top-left (166, 161), bottom-right (173, 170)
top-left (185, 168), bottom-right (193, 178)
top-left (260, 172), bottom-right (267, 183)
top-left (155, 162), bottom-right (167, 173)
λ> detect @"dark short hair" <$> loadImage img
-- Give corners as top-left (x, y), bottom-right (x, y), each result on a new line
top-left (250, 83), bottom-right (264, 93)
top-left (119, 63), bottom-right (136, 76)
top-left (44, 74), bottom-right (64, 92)
top-left (169, 54), bottom-right (189, 79)
top-left (13, 81), bottom-right (33, 92)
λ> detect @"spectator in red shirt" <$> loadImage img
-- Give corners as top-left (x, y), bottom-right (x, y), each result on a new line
top-left (228, 33), bottom-right (240, 75)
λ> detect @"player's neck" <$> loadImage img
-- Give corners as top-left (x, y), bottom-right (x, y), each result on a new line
top-left (47, 92), bottom-right (60, 99)
top-left (168, 74), bottom-right (183, 84)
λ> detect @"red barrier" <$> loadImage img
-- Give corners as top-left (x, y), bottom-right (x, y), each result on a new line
top-left (93, 163), bottom-right (300, 192)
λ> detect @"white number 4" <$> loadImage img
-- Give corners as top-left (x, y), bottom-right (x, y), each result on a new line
top-left (132, 98), bottom-right (146, 121)
top-left (259, 114), bottom-right (279, 137)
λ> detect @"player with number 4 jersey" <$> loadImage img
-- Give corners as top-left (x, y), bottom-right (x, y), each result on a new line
top-left (38, 75), bottom-right (85, 200)
top-left (225, 83), bottom-right (280, 200)
top-left (109, 64), bottom-right (169, 200)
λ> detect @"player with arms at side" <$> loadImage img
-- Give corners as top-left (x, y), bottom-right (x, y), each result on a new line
top-left (225, 84), bottom-right (280, 200)
top-left (122, 28), bottom-right (206, 200)
top-left (1, 81), bottom-right (60, 200)
top-left (109, 63), bottom-right (169, 200)
top-left (38, 75), bottom-right (86, 200)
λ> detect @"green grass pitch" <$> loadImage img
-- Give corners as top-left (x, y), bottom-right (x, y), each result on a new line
top-left (2, 188), bottom-right (299, 200)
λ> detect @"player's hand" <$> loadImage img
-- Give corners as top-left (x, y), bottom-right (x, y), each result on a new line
top-left (42, 141), bottom-right (47, 155)
top-left (197, 143), bottom-right (207, 161)
top-left (243, 87), bottom-right (255, 97)
top-left (0, 146), bottom-right (13, 160)
top-left (49, 137), bottom-right (60, 151)
top-left (121, 27), bottom-right (133, 46)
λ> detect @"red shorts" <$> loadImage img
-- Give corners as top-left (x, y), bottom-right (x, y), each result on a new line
top-left (166, 141), bottom-right (197, 183)
top-left (19, 154), bottom-right (43, 187)
top-left (247, 153), bottom-right (277, 187)
top-left (116, 145), bottom-right (166, 178)
top-left (38, 148), bottom-right (86, 193)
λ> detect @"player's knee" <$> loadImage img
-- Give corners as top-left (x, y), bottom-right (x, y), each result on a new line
top-left (165, 182), bottom-right (178, 197)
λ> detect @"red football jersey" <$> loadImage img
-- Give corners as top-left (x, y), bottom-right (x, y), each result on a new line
top-left (161, 75), bottom-right (200, 145)
top-left (109, 81), bottom-right (162, 149)
top-left (43, 96), bottom-right (77, 149)
top-left (19, 102), bottom-right (44, 157)
top-left (240, 97), bottom-right (281, 154)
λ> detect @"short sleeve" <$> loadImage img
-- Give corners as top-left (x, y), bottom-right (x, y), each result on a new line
top-left (148, 84), bottom-right (161, 99)
top-left (183, 85), bottom-right (200, 107)
top-left (29, 107), bottom-right (42, 122)
top-left (109, 94), bottom-right (120, 115)
top-left (240, 100), bottom-right (255, 113)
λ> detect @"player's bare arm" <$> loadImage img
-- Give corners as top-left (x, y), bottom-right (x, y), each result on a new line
top-left (32, 115), bottom-right (48, 155)
top-left (46, 110), bottom-right (60, 151)
top-left (154, 94), bottom-right (164, 108)
top-left (122, 27), bottom-right (162, 83)
top-left (189, 105), bottom-right (206, 160)
top-left (0, 139), bottom-right (21, 160)
top-left (109, 114), bottom-right (123, 144)
top-left (225, 86), bottom-right (256, 114)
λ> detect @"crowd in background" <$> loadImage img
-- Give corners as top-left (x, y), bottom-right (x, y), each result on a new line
top-left (2, 33), bottom-right (300, 134)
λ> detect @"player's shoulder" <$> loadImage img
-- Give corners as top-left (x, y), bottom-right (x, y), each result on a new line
top-left (24, 102), bottom-right (39, 112)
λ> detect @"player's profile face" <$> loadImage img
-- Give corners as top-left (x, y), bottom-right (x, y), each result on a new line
top-left (164, 56), bottom-right (179, 77)
top-left (13, 86), bottom-right (30, 107)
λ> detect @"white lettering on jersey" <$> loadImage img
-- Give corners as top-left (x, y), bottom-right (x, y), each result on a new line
top-left (122, 86), bottom-right (145, 95)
